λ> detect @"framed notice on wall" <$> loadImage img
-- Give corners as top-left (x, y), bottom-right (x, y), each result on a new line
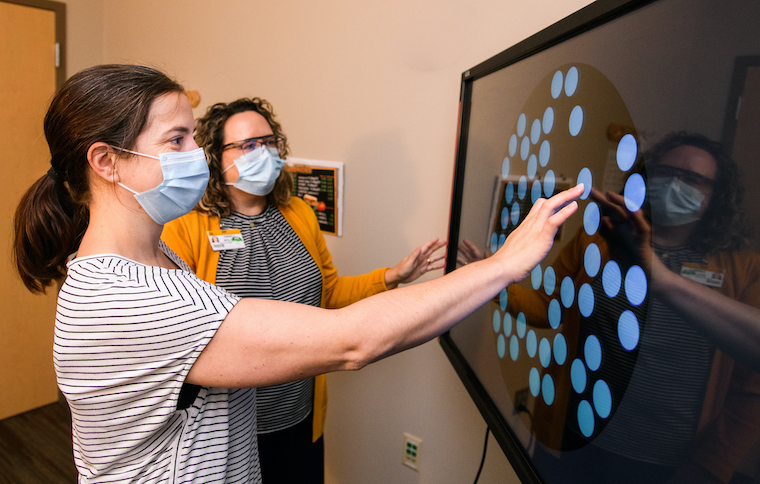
top-left (285, 157), bottom-right (344, 236)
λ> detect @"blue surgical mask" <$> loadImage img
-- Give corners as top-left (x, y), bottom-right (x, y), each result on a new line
top-left (115, 147), bottom-right (210, 225)
top-left (222, 145), bottom-right (284, 196)
top-left (647, 177), bottom-right (705, 226)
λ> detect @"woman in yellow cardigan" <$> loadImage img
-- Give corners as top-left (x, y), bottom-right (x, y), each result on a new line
top-left (161, 97), bottom-right (445, 483)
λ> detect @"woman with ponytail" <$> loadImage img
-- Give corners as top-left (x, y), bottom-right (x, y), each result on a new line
top-left (13, 63), bottom-right (582, 483)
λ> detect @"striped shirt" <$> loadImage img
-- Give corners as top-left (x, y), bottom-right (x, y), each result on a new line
top-left (55, 241), bottom-right (262, 483)
top-left (591, 244), bottom-right (714, 464)
top-left (217, 206), bottom-right (322, 434)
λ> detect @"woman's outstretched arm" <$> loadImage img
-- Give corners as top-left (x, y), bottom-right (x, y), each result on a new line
top-left (186, 184), bottom-right (584, 388)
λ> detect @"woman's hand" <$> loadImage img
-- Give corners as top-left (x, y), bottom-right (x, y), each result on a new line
top-left (457, 239), bottom-right (486, 267)
top-left (385, 237), bottom-right (447, 289)
top-left (492, 184), bottom-right (584, 284)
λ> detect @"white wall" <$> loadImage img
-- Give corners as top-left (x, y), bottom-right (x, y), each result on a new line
top-left (62, 0), bottom-right (594, 482)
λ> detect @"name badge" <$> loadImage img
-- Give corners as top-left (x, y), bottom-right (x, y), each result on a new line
top-left (207, 230), bottom-right (245, 251)
top-left (680, 266), bottom-right (724, 288)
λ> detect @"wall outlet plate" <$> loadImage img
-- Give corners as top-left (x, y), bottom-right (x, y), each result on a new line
top-left (402, 432), bottom-right (422, 471)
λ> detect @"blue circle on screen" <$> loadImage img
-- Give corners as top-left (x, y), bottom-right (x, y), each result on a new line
top-left (565, 66), bottom-right (579, 96)
top-left (544, 170), bottom-right (556, 196)
top-left (602, 260), bottom-right (622, 298)
top-left (578, 400), bottom-right (595, 437)
top-left (504, 312), bottom-right (513, 337)
top-left (548, 299), bottom-right (561, 329)
top-left (497, 334), bottom-right (506, 358)
top-left (539, 338), bottom-right (552, 368)
top-left (618, 310), bottom-right (639, 351)
top-left (625, 265), bottom-right (647, 306)
top-left (593, 379), bottom-right (612, 418)
top-left (511, 203), bottom-right (520, 225)
top-left (578, 283), bottom-right (595, 318)
top-left (528, 154), bottom-right (538, 179)
top-left (527, 330), bottom-right (537, 358)
top-left (498, 233), bottom-right (506, 250)
top-left (502, 157), bottom-right (510, 179)
top-left (571, 358), bottom-right (587, 393)
top-left (554, 333), bottom-right (567, 365)
top-left (544, 266), bottom-right (556, 295)
top-left (577, 167), bottom-right (592, 199)
top-left (501, 207), bottom-right (509, 229)
top-left (585, 335), bottom-right (602, 371)
top-left (500, 288), bottom-right (508, 311)
top-left (543, 108), bottom-right (554, 134)
top-left (569, 106), bottom-right (583, 136)
top-left (493, 310), bottom-right (501, 333)
top-left (518, 176), bottom-right (527, 200)
top-left (490, 233), bottom-right (498, 254)
top-left (624, 173), bottom-right (646, 212)
top-left (584, 243), bottom-right (601, 277)
top-left (583, 201), bottom-right (600, 236)
top-left (521, 136), bottom-right (530, 160)
top-left (516, 312), bottom-right (527, 338)
top-left (561, 276), bottom-right (575, 308)
top-left (529, 367), bottom-right (540, 397)
top-left (510, 335), bottom-right (519, 361)
top-left (551, 71), bottom-right (563, 99)
top-left (517, 113), bottom-right (527, 137)
top-left (542, 374), bottom-right (555, 405)
top-left (539, 140), bottom-right (551, 167)
top-left (616, 134), bottom-right (638, 171)
top-left (531, 180), bottom-right (542, 204)
top-left (509, 134), bottom-right (518, 157)
top-left (505, 181), bottom-right (514, 204)
top-left (531, 119), bottom-right (541, 145)
top-left (531, 264), bottom-right (542, 290)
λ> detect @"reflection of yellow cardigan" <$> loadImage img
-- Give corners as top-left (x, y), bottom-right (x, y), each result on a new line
top-left (161, 196), bottom-right (389, 442)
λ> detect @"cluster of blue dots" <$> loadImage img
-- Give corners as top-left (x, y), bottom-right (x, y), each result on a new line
top-left (491, 66), bottom-right (649, 439)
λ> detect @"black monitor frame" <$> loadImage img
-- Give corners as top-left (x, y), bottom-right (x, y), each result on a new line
top-left (440, 1), bottom-right (658, 482)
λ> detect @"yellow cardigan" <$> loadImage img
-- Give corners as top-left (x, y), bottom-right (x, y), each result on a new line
top-left (161, 196), bottom-right (389, 442)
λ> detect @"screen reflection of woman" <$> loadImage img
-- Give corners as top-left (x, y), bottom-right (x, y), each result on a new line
top-left (532, 132), bottom-right (760, 484)
top-left (161, 98), bottom-right (446, 483)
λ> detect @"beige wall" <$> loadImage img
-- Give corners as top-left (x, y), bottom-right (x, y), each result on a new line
top-left (62, 0), bottom-right (593, 482)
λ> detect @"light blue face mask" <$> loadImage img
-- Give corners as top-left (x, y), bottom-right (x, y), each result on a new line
top-left (647, 176), bottom-right (705, 227)
top-left (115, 147), bottom-right (210, 225)
top-left (222, 145), bottom-right (284, 196)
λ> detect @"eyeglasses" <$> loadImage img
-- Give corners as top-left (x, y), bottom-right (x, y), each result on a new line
top-left (648, 164), bottom-right (715, 190)
top-left (222, 134), bottom-right (283, 153)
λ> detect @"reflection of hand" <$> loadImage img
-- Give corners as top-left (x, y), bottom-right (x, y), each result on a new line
top-left (590, 188), bottom-right (654, 270)
top-left (492, 184), bottom-right (583, 284)
top-left (385, 238), bottom-right (447, 289)
top-left (456, 239), bottom-right (485, 268)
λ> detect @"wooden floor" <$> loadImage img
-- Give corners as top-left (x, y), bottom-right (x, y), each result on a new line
top-left (0, 395), bottom-right (76, 483)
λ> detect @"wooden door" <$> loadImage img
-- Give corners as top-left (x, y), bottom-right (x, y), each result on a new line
top-left (0, 0), bottom-right (64, 419)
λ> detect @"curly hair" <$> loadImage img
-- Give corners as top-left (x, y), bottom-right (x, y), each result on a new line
top-left (642, 131), bottom-right (751, 254)
top-left (194, 98), bottom-right (292, 217)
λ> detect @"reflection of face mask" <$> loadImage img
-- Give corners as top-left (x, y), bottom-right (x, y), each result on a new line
top-left (647, 177), bottom-right (705, 226)
top-left (223, 146), bottom-right (284, 196)
top-left (116, 147), bottom-right (210, 225)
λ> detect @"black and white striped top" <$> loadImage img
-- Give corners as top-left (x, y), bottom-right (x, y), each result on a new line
top-left (217, 205), bottom-right (322, 434)
top-left (55, 241), bottom-right (262, 483)
top-left (591, 244), bottom-right (714, 465)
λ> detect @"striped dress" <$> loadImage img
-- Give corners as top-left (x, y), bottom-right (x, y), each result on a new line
top-left (216, 205), bottom-right (323, 434)
top-left (54, 241), bottom-right (262, 483)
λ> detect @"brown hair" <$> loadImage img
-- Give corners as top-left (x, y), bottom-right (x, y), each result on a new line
top-left (194, 98), bottom-right (292, 217)
top-left (13, 64), bottom-right (184, 293)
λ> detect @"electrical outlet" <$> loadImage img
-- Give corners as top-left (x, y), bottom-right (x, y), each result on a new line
top-left (514, 387), bottom-right (529, 413)
top-left (402, 432), bottom-right (422, 471)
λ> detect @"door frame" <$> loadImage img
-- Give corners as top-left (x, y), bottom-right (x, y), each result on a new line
top-left (1, 0), bottom-right (65, 87)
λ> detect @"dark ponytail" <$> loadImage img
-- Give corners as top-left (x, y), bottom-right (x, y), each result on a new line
top-left (13, 64), bottom-right (184, 293)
